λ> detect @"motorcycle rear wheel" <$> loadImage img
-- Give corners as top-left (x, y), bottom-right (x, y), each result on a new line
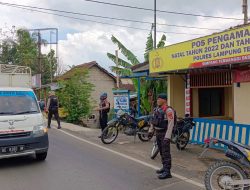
top-left (204, 161), bottom-right (249, 190)
top-left (176, 131), bottom-right (190, 150)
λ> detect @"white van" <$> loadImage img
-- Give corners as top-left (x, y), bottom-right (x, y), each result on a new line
top-left (0, 65), bottom-right (48, 161)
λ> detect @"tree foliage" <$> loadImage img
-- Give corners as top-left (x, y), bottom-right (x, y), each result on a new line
top-left (0, 28), bottom-right (58, 85)
top-left (57, 71), bottom-right (94, 123)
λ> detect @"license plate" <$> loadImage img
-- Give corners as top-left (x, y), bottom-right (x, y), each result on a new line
top-left (1, 145), bottom-right (25, 154)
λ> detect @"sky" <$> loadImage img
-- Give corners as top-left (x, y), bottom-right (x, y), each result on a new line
top-left (0, 0), bottom-right (246, 72)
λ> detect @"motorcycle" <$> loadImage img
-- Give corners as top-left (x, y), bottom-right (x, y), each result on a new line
top-left (201, 138), bottom-right (250, 190)
top-left (101, 109), bottom-right (153, 144)
top-left (150, 117), bottom-right (195, 159)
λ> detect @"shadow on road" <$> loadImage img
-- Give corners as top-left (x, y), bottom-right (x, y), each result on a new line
top-left (0, 156), bottom-right (45, 169)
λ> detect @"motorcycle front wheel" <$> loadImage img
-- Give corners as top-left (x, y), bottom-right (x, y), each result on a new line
top-left (138, 125), bottom-right (152, 142)
top-left (101, 125), bottom-right (119, 144)
top-left (204, 161), bottom-right (248, 190)
top-left (176, 131), bottom-right (190, 150)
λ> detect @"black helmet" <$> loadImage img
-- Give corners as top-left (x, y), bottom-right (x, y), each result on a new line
top-left (100, 93), bottom-right (107, 100)
top-left (157, 93), bottom-right (167, 100)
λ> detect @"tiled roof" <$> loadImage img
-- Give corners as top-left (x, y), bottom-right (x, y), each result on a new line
top-left (56, 61), bottom-right (115, 81)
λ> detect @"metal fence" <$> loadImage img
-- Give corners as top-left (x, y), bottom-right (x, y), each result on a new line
top-left (190, 118), bottom-right (250, 148)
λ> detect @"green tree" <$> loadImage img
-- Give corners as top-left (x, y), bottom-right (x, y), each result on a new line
top-left (57, 71), bottom-right (94, 123)
top-left (39, 49), bottom-right (58, 85)
top-left (0, 37), bottom-right (18, 65)
top-left (15, 29), bottom-right (38, 67)
top-left (0, 28), bottom-right (58, 85)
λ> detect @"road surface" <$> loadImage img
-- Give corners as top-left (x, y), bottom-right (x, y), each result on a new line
top-left (0, 129), bottom-right (204, 190)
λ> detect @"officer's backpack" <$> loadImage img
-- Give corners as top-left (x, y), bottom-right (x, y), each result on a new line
top-left (151, 105), bottom-right (177, 130)
top-left (49, 96), bottom-right (58, 110)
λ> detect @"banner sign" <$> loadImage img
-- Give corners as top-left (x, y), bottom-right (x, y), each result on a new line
top-left (149, 25), bottom-right (250, 73)
top-left (234, 69), bottom-right (250, 83)
top-left (114, 95), bottom-right (129, 110)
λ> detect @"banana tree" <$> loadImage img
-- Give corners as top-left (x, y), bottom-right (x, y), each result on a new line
top-left (107, 33), bottom-right (167, 114)
top-left (107, 35), bottom-right (140, 91)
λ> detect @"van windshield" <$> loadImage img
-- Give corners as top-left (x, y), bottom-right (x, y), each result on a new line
top-left (0, 91), bottom-right (40, 115)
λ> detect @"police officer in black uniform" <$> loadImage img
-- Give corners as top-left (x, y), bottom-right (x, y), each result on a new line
top-left (96, 93), bottom-right (110, 138)
top-left (47, 91), bottom-right (61, 129)
top-left (152, 93), bottom-right (176, 180)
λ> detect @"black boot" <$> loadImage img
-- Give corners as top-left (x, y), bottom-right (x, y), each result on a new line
top-left (158, 171), bottom-right (172, 180)
top-left (156, 167), bottom-right (164, 174)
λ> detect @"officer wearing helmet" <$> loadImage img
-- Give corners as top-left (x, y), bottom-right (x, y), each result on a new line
top-left (96, 93), bottom-right (110, 138)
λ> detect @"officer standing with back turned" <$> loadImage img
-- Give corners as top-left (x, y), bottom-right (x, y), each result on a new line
top-left (46, 91), bottom-right (61, 129)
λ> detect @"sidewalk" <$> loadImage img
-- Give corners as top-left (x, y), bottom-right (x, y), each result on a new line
top-left (52, 120), bottom-right (226, 183)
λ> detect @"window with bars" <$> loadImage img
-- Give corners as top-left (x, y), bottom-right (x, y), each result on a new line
top-left (190, 71), bottom-right (232, 88)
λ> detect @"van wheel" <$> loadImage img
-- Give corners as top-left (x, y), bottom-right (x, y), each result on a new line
top-left (36, 152), bottom-right (47, 161)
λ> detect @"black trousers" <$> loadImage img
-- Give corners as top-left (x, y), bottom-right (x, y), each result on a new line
top-left (99, 113), bottom-right (108, 131)
top-left (48, 109), bottom-right (61, 128)
top-left (156, 130), bottom-right (172, 171)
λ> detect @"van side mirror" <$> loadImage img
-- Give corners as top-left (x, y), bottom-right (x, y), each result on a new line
top-left (39, 101), bottom-right (45, 111)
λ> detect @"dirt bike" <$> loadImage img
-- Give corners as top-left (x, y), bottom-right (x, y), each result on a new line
top-left (150, 117), bottom-right (195, 159)
top-left (201, 138), bottom-right (250, 190)
top-left (101, 110), bottom-right (153, 144)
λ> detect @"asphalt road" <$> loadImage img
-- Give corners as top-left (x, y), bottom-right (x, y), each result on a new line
top-left (0, 129), bottom-right (204, 190)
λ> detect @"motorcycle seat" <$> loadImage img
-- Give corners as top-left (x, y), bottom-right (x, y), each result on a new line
top-left (233, 141), bottom-right (250, 150)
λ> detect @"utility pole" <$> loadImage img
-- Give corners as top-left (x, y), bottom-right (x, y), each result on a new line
top-left (243, 0), bottom-right (248, 24)
top-left (154, 0), bottom-right (157, 49)
top-left (115, 50), bottom-right (120, 88)
top-left (37, 30), bottom-right (42, 79)
top-left (56, 28), bottom-right (59, 78)
top-left (50, 31), bottom-right (53, 83)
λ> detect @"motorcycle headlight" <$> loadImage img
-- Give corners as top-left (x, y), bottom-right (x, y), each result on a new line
top-left (33, 125), bottom-right (48, 137)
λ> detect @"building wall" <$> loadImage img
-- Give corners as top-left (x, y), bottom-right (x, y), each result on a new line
top-left (234, 82), bottom-right (250, 125)
top-left (168, 75), bottom-right (185, 117)
top-left (88, 66), bottom-right (115, 106)
top-left (86, 66), bottom-right (116, 127)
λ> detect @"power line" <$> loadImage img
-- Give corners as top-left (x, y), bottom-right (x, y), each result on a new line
top-left (83, 0), bottom-right (243, 21)
top-left (0, 2), bottom-right (220, 31)
top-left (0, 3), bottom-right (205, 36)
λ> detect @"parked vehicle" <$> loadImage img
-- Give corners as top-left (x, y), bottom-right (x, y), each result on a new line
top-left (0, 64), bottom-right (49, 161)
top-left (101, 110), bottom-right (152, 144)
top-left (150, 117), bottom-right (195, 159)
top-left (201, 138), bottom-right (250, 190)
